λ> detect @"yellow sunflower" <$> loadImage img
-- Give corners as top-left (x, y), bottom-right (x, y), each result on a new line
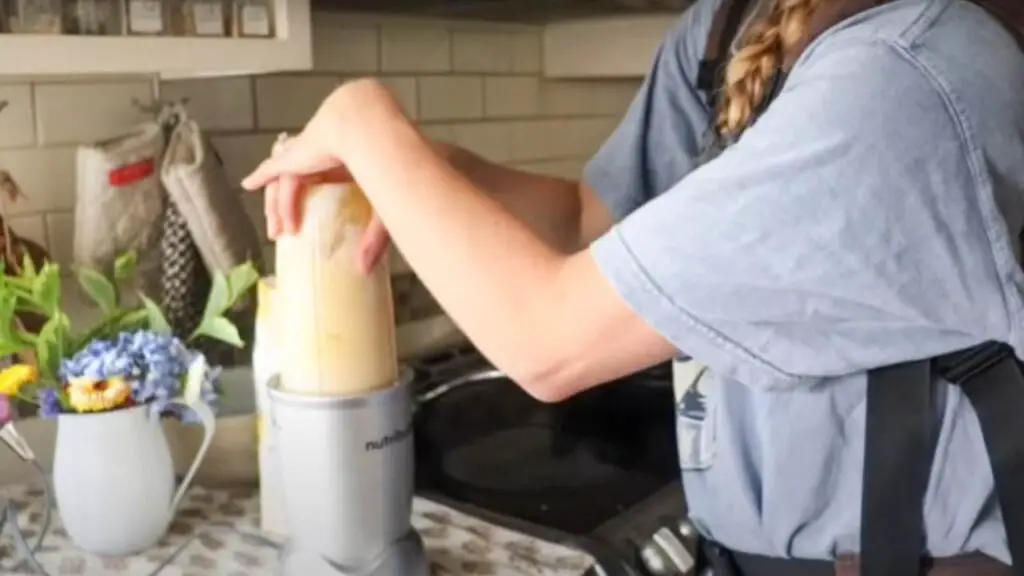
top-left (66, 376), bottom-right (133, 413)
top-left (0, 364), bottom-right (39, 396)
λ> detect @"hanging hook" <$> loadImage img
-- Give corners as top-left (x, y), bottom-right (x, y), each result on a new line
top-left (0, 100), bottom-right (8, 116)
top-left (131, 96), bottom-right (190, 117)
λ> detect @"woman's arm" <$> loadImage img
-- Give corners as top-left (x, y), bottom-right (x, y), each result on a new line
top-left (433, 142), bottom-right (614, 253)
top-left (338, 81), bottom-right (676, 401)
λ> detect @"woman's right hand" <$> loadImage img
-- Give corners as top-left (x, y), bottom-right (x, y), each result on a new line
top-left (264, 134), bottom-right (393, 274)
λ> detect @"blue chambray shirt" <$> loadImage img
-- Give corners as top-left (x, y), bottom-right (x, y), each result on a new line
top-left (586, 0), bottom-right (1024, 563)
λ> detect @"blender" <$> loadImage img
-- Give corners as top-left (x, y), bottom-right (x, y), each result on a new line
top-left (265, 159), bottom-right (429, 576)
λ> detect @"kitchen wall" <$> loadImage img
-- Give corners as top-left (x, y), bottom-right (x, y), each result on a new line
top-left (0, 11), bottom-right (641, 332)
top-left (0, 14), bottom-right (646, 486)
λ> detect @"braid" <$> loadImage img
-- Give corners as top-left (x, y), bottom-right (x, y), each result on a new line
top-left (716, 0), bottom-right (823, 137)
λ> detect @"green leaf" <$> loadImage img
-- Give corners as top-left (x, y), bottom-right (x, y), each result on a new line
top-left (183, 354), bottom-right (207, 405)
top-left (192, 316), bottom-right (243, 348)
top-left (139, 294), bottom-right (172, 335)
top-left (227, 261), bottom-right (259, 303)
top-left (0, 294), bottom-right (29, 350)
top-left (113, 252), bottom-right (138, 282)
top-left (202, 274), bottom-right (231, 321)
top-left (35, 313), bottom-right (69, 381)
top-left (76, 268), bottom-right (117, 314)
top-left (71, 309), bottom-right (131, 354)
top-left (31, 263), bottom-right (61, 315)
top-left (0, 341), bottom-right (25, 357)
top-left (20, 253), bottom-right (36, 281)
top-left (114, 308), bottom-right (149, 331)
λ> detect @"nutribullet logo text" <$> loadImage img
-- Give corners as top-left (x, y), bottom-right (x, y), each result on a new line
top-left (365, 424), bottom-right (413, 452)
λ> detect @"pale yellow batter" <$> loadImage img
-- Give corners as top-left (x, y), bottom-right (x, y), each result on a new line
top-left (274, 181), bottom-right (399, 395)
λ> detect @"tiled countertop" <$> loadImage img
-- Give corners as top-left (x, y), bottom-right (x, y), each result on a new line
top-left (0, 483), bottom-right (594, 576)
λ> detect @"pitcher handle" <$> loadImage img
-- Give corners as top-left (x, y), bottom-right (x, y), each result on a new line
top-left (167, 399), bottom-right (217, 516)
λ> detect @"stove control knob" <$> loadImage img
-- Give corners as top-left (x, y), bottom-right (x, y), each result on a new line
top-left (638, 541), bottom-right (671, 575)
top-left (677, 519), bottom-right (699, 542)
top-left (638, 528), bottom-right (696, 576)
top-left (653, 527), bottom-right (696, 573)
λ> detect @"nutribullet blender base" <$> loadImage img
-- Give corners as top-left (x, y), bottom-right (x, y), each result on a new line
top-left (268, 370), bottom-right (430, 576)
top-left (276, 530), bottom-right (429, 576)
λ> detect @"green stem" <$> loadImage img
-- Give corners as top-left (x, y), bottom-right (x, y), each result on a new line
top-left (15, 392), bottom-right (38, 406)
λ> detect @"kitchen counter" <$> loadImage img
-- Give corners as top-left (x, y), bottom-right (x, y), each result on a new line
top-left (0, 483), bottom-right (594, 576)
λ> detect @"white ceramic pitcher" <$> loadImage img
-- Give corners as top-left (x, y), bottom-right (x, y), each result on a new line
top-left (52, 400), bottom-right (216, 556)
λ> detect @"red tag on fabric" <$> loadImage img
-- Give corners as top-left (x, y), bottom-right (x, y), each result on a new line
top-left (108, 158), bottom-right (155, 187)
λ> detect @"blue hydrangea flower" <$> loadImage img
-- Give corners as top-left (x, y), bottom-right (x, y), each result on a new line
top-left (60, 330), bottom-right (221, 423)
top-left (38, 388), bottom-right (62, 419)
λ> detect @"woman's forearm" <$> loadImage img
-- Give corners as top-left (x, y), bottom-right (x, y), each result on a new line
top-left (429, 142), bottom-right (590, 253)
top-left (336, 86), bottom-right (586, 389)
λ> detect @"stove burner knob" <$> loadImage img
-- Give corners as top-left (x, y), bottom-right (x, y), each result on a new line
top-left (638, 528), bottom-right (696, 575)
top-left (677, 519), bottom-right (699, 541)
top-left (638, 542), bottom-right (671, 575)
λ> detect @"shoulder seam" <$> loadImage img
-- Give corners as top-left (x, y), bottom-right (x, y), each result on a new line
top-left (883, 38), bottom-right (1020, 345)
top-left (892, 0), bottom-right (954, 50)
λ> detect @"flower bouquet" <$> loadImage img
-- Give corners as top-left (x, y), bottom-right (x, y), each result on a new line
top-left (0, 251), bottom-right (258, 556)
top-left (0, 251), bottom-right (256, 418)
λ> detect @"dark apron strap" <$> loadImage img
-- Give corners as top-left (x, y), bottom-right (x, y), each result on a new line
top-left (696, 0), bottom-right (752, 106)
top-left (861, 359), bottom-right (935, 576)
top-left (862, 342), bottom-right (1024, 576)
top-left (938, 343), bottom-right (1024, 574)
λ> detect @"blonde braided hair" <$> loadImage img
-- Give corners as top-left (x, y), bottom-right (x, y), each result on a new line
top-left (716, 0), bottom-right (824, 137)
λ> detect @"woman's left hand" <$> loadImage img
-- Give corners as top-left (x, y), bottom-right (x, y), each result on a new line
top-left (242, 79), bottom-right (398, 272)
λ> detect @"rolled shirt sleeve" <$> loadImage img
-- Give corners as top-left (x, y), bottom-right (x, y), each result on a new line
top-left (590, 40), bottom-right (1015, 389)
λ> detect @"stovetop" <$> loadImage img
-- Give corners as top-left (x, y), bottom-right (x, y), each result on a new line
top-left (410, 348), bottom-right (685, 573)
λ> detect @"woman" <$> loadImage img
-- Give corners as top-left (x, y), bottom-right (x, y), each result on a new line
top-left (242, 0), bottom-right (1024, 573)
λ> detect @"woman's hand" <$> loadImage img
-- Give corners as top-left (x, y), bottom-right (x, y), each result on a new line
top-left (243, 80), bottom-right (396, 273)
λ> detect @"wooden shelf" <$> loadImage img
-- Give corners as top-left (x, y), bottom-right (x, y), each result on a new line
top-left (0, 0), bottom-right (312, 78)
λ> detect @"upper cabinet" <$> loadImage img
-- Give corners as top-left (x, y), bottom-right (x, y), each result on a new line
top-left (0, 0), bottom-right (312, 77)
top-left (542, 15), bottom-right (676, 78)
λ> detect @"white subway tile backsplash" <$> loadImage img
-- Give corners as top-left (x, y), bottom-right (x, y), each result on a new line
top-left (209, 133), bottom-right (278, 187)
top-left (453, 122), bottom-right (513, 162)
top-left (313, 22), bottom-right (380, 73)
top-left (453, 32), bottom-right (514, 73)
top-left (514, 159), bottom-right (586, 180)
top-left (375, 76), bottom-right (418, 120)
top-left (419, 76), bottom-right (484, 121)
top-left (34, 80), bottom-right (155, 145)
top-left (160, 77), bottom-right (255, 132)
top-left (510, 118), bottom-right (615, 161)
top-left (0, 84), bottom-right (36, 148)
top-left (8, 214), bottom-right (47, 250)
top-left (0, 12), bottom-right (634, 351)
top-left (254, 75), bottom-right (340, 131)
top-left (381, 27), bottom-right (451, 72)
top-left (484, 77), bottom-right (540, 118)
top-left (418, 123), bottom-right (455, 143)
top-left (0, 147), bottom-right (76, 214)
top-left (541, 80), bottom-right (639, 117)
top-left (44, 211), bottom-right (74, 266)
top-left (511, 32), bottom-right (542, 73)
top-left (509, 119), bottom-right (550, 161)
top-left (241, 189), bottom-right (267, 240)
